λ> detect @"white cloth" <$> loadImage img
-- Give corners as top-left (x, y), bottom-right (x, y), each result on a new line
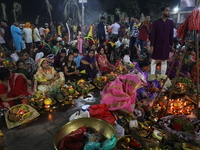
top-left (23, 28), bottom-right (33, 43)
top-left (33, 28), bottom-right (41, 42)
top-left (35, 52), bottom-right (44, 62)
top-left (150, 59), bottom-right (167, 75)
top-left (110, 23), bottom-right (120, 34)
top-left (115, 40), bottom-right (122, 48)
top-left (0, 28), bottom-right (5, 44)
top-left (173, 28), bottom-right (177, 38)
top-left (123, 55), bottom-right (131, 64)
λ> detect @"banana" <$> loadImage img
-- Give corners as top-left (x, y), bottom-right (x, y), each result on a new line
top-left (22, 112), bottom-right (32, 119)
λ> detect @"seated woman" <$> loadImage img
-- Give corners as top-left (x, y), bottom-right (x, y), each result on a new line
top-left (96, 46), bottom-right (115, 74)
top-left (34, 58), bottom-right (65, 93)
top-left (80, 49), bottom-right (101, 79)
top-left (129, 59), bottom-right (161, 101)
top-left (167, 52), bottom-right (189, 79)
top-left (101, 74), bottom-right (141, 120)
top-left (61, 53), bottom-right (80, 82)
top-left (53, 49), bottom-right (66, 71)
top-left (0, 68), bottom-right (31, 108)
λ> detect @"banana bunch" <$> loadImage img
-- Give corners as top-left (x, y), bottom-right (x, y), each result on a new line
top-left (33, 91), bottom-right (44, 100)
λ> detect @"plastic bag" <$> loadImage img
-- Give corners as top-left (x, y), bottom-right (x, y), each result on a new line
top-left (10, 53), bottom-right (19, 62)
top-left (114, 122), bottom-right (125, 137)
top-left (84, 142), bottom-right (100, 150)
top-left (69, 110), bottom-right (90, 121)
top-left (100, 134), bottom-right (116, 150)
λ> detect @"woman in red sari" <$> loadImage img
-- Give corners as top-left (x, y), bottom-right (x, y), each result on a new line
top-left (0, 68), bottom-right (31, 108)
top-left (96, 46), bottom-right (115, 74)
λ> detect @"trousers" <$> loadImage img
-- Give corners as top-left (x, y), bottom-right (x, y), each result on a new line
top-left (151, 59), bottom-right (167, 75)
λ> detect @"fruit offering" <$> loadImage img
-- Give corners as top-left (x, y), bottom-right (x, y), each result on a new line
top-left (116, 65), bottom-right (127, 74)
top-left (93, 76), bottom-right (109, 89)
top-left (8, 105), bottom-right (32, 122)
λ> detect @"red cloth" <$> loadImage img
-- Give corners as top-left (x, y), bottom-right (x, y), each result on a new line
top-left (58, 126), bottom-right (86, 150)
top-left (89, 104), bottom-right (115, 125)
top-left (0, 73), bottom-right (30, 108)
top-left (172, 123), bottom-right (182, 131)
top-left (177, 8), bottom-right (200, 42)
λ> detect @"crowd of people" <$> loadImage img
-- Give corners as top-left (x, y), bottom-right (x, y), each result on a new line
top-left (0, 5), bottom-right (199, 118)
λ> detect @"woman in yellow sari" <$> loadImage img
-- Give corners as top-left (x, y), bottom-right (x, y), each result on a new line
top-left (34, 58), bottom-right (65, 93)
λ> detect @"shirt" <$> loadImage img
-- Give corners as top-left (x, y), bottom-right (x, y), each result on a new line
top-left (123, 55), bottom-right (131, 64)
top-left (130, 23), bottom-right (141, 37)
top-left (137, 22), bottom-right (152, 41)
top-left (0, 28), bottom-right (5, 44)
top-left (2, 26), bottom-right (12, 43)
top-left (39, 27), bottom-right (45, 36)
top-left (25, 57), bottom-right (37, 72)
top-left (23, 28), bottom-right (33, 43)
top-left (33, 28), bottom-right (41, 42)
top-left (73, 55), bottom-right (82, 68)
top-left (110, 23), bottom-right (120, 34)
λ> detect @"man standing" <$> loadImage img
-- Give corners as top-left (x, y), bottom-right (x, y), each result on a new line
top-left (32, 23), bottom-right (41, 47)
top-left (129, 17), bottom-right (141, 60)
top-left (150, 6), bottom-right (174, 75)
top-left (1, 20), bottom-right (13, 51)
top-left (10, 21), bottom-right (24, 52)
top-left (110, 20), bottom-right (120, 39)
top-left (135, 16), bottom-right (152, 57)
top-left (97, 17), bottom-right (106, 46)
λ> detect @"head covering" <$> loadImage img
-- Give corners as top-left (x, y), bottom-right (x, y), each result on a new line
top-left (53, 49), bottom-right (66, 68)
top-left (101, 74), bottom-right (141, 112)
top-left (82, 49), bottom-right (96, 64)
top-left (25, 22), bottom-right (31, 28)
top-left (38, 58), bottom-right (48, 68)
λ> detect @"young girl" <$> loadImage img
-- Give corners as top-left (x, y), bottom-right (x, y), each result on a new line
top-left (62, 53), bottom-right (80, 81)
top-left (123, 49), bottom-right (132, 64)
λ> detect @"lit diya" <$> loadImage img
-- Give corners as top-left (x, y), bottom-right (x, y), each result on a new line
top-left (44, 98), bottom-right (52, 109)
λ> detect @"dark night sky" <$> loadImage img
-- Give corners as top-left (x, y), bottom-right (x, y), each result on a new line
top-left (0, 0), bottom-right (66, 23)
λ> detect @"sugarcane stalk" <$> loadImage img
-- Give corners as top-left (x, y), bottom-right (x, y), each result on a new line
top-left (194, 30), bottom-right (200, 119)
top-left (164, 35), bottom-right (192, 116)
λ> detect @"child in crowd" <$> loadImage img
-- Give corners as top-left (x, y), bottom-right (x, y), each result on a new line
top-left (12, 60), bottom-right (30, 79)
top-left (73, 49), bottom-right (82, 70)
top-left (19, 50), bottom-right (37, 77)
top-left (123, 49), bottom-right (132, 64)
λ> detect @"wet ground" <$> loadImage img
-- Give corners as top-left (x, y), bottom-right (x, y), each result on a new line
top-left (0, 89), bottom-right (101, 150)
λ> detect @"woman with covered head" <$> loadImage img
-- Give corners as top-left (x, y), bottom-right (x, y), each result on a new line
top-left (129, 59), bottom-right (161, 103)
top-left (53, 49), bottom-right (66, 71)
top-left (101, 74), bottom-right (142, 120)
top-left (34, 58), bottom-right (65, 93)
top-left (80, 49), bottom-right (101, 79)
top-left (0, 68), bottom-right (31, 108)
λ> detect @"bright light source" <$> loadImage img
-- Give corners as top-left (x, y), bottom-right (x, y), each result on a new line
top-left (174, 7), bottom-right (179, 12)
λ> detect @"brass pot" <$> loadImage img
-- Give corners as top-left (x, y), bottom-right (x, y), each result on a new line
top-left (54, 117), bottom-right (117, 149)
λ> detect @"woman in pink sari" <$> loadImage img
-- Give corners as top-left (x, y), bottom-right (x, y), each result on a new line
top-left (101, 74), bottom-right (141, 119)
top-left (96, 46), bottom-right (115, 74)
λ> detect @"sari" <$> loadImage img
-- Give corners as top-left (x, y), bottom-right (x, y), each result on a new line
top-left (80, 51), bottom-right (98, 79)
top-left (0, 73), bottom-right (30, 108)
top-left (96, 54), bottom-right (115, 74)
top-left (101, 74), bottom-right (141, 112)
top-left (191, 59), bottom-right (200, 83)
top-left (129, 63), bottom-right (161, 101)
top-left (34, 58), bottom-right (65, 93)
